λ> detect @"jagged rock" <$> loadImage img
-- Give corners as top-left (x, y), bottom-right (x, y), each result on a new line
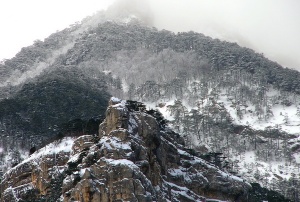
top-left (0, 138), bottom-right (74, 201)
top-left (0, 98), bottom-right (251, 202)
top-left (71, 135), bottom-right (95, 154)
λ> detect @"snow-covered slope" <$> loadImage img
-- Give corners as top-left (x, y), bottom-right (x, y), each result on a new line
top-left (139, 80), bottom-right (300, 199)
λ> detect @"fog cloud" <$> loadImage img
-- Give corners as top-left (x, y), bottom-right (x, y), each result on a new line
top-left (110, 0), bottom-right (300, 70)
top-left (106, 0), bottom-right (154, 26)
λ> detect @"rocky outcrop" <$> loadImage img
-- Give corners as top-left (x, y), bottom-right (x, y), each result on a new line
top-left (0, 138), bottom-right (73, 201)
top-left (0, 97), bottom-right (251, 202)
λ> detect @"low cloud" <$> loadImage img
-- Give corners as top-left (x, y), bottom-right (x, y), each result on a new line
top-left (106, 0), bottom-right (154, 26)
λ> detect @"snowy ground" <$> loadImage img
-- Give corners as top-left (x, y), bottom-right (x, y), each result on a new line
top-left (1, 137), bottom-right (75, 175)
top-left (218, 89), bottom-right (300, 135)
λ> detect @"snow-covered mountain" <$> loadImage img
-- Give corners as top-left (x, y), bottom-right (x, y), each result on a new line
top-left (0, 9), bottom-right (300, 201)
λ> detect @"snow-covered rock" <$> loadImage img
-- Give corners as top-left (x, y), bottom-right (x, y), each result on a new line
top-left (0, 98), bottom-right (251, 202)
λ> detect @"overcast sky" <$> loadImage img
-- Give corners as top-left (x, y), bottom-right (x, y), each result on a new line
top-left (0, 0), bottom-right (299, 70)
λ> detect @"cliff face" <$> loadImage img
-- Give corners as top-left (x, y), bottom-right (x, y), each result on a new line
top-left (0, 98), bottom-right (251, 202)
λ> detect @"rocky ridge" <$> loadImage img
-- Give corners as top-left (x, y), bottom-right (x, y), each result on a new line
top-left (0, 98), bottom-right (251, 201)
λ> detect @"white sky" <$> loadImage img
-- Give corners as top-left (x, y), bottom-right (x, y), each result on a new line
top-left (0, 0), bottom-right (299, 70)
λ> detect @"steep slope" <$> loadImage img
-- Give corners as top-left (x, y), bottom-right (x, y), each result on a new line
top-left (0, 98), bottom-right (253, 202)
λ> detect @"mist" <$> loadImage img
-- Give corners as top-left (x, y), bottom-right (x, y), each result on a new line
top-left (108, 0), bottom-right (300, 70)
top-left (0, 42), bottom-right (75, 88)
